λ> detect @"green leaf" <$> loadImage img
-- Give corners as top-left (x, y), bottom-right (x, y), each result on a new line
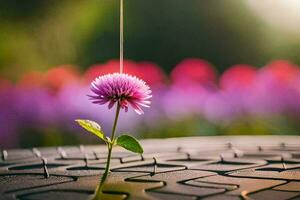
top-left (75, 119), bottom-right (107, 142)
top-left (116, 134), bottom-right (143, 154)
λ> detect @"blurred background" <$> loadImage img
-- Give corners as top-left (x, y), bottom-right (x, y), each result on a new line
top-left (1, 0), bottom-right (300, 148)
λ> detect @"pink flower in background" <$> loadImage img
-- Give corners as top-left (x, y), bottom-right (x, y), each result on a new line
top-left (83, 59), bottom-right (166, 87)
top-left (18, 65), bottom-right (80, 94)
top-left (171, 58), bottom-right (217, 87)
top-left (83, 60), bottom-right (139, 83)
top-left (18, 71), bottom-right (46, 88)
top-left (45, 65), bottom-right (80, 92)
top-left (0, 78), bottom-right (11, 89)
top-left (137, 62), bottom-right (167, 86)
top-left (89, 73), bottom-right (152, 114)
top-left (220, 64), bottom-right (257, 90)
top-left (263, 60), bottom-right (300, 84)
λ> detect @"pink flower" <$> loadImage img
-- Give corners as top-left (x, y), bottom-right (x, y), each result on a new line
top-left (89, 73), bottom-right (152, 114)
top-left (83, 59), bottom-right (166, 86)
top-left (171, 58), bottom-right (217, 86)
top-left (220, 64), bottom-right (257, 90)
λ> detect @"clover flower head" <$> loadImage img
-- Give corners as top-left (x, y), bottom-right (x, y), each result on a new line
top-left (89, 73), bottom-right (152, 114)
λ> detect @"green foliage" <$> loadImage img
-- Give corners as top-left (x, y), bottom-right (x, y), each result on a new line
top-left (75, 119), bottom-right (107, 142)
top-left (116, 134), bottom-right (143, 154)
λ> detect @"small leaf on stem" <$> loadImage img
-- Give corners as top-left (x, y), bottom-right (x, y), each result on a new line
top-left (116, 134), bottom-right (143, 154)
top-left (75, 119), bottom-right (107, 142)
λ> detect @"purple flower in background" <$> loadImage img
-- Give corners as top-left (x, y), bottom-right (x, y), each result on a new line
top-left (162, 83), bottom-right (211, 120)
top-left (0, 87), bottom-right (19, 148)
top-left (89, 73), bottom-right (152, 114)
top-left (14, 87), bottom-right (59, 127)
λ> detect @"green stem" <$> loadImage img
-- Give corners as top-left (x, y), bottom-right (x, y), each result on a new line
top-left (111, 102), bottom-right (121, 141)
top-left (94, 103), bottom-right (121, 198)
